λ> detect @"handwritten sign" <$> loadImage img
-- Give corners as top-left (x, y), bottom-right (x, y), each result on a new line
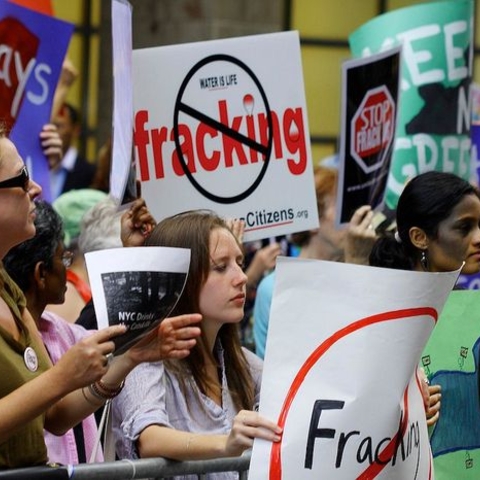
top-left (421, 290), bottom-right (480, 480)
top-left (249, 258), bottom-right (459, 479)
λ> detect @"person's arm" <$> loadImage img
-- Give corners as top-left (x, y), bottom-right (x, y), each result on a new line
top-left (0, 362), bottom-right (80, 444)
top-left (252, 274), bottom-right (274, 359)
top-left (0, 322), bottom-right (125, 443)
top-left (137, 409), bottom-right (282, 461)
top-left (45, 313), bottom-right (201, 435)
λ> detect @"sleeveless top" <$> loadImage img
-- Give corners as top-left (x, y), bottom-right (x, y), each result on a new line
top-left (0, 269), bottom-right (51, 468)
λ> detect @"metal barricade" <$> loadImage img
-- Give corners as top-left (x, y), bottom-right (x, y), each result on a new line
top-left (0, 451), bottom-right (251, 480)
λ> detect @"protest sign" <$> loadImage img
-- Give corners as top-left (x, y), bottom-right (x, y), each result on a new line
top-left (133, 31), bottom-right (318, 242)
top-left (109, 0), bottom-right (137, 207)
top-left (336, 47), bottom-right (401, 225)
top-left (350, 0), bottom-right (474, 209)
top-left (249, 257), bottom-right (460, 479)
top-left (8, 0), bottom-right (53, 16)
top-left (470, 83), bottom-right (480, 188)
top-left (85, 246), bottom-right (189, 356)
top-left (0, 1), bottom-right (73, 201)
top-left (421, 290), bottom-right (480, 480)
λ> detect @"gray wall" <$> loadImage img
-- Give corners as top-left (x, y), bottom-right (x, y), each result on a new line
top-left (97, 0), bottom-right (286, 144)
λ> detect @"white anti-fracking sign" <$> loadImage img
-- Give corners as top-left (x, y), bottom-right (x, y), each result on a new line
top-left (133, 31), bottom-right (318, 241)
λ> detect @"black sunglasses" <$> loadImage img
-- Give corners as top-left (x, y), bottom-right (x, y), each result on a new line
top-left (0, 166), bottom-right (30, 192)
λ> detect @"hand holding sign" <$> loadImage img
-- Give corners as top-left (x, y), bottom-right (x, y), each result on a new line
top-left (344, 205), bottom-right (378, 265)
top-left (225, 410), bottom-right (282, 458)
top-left (120, 197), bottom-right (157, 247)
top-left (119, 313), bottom-right (202, 364)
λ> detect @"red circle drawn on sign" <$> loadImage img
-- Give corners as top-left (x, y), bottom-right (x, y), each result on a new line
top-left (268, 307), bottom-right (436, 480)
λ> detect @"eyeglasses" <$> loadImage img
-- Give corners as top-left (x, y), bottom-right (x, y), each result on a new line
top-left (0, 166), bottom-right (30, 192)
top-left (61, 250), bottom-right (74, 268)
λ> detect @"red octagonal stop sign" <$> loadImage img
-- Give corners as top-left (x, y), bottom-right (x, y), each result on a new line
top-left (350, 85), bottom-right (395, 174)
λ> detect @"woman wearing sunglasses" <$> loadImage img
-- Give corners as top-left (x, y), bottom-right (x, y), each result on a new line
top-left (0, 127), bottom-right (201, 468)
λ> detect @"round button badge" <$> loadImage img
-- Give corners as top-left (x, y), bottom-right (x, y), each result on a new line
top-left (24, 346), bottom-right (38, 372)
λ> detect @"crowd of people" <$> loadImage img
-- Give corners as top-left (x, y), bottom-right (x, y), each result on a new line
top-left (0, 50), bottom-right (479, 480)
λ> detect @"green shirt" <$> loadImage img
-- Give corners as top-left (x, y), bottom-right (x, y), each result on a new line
top-left (0, 269), bottom-right (51, 468)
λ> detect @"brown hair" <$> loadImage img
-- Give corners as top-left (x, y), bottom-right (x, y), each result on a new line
top-left (145, 210), bottom-right (255, 411)
top-left (291, 166), bottom-right (338, 247)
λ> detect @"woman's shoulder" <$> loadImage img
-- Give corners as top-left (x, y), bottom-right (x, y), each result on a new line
top-left (0, 267), bottom-right (26, 311)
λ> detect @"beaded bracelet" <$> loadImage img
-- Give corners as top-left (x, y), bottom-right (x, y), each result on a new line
top-left (97, 379), bottom-right (125, 396)
top-left (88, 379), bottom-right (125, 401)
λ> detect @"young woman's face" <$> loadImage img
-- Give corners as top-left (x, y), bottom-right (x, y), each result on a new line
top-left (199, 227), bottom-right (248, 327)
top-left (0, 138), bottom-right (41, 256)
top-left (426, 193), bottom-right (480, 273)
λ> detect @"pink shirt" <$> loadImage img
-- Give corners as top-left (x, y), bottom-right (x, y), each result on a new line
top-left (39, 311), bottom-right (103, 465)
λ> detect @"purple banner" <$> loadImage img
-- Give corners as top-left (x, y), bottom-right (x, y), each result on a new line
top-left (1, 1), bottom-right (73, 201)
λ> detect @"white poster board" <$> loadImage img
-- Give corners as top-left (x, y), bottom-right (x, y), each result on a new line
top-left (85, 246), bottom-right (190, 355)
top-left (133, 31), bottom-right (318, 242)
top-left (249, 257), bottom-right (460, 479)
top-left (110, 0), bottom-right (136, 206)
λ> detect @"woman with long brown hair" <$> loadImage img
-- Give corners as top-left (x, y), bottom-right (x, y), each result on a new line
top-left (113, 211), bottom-right (282, 475)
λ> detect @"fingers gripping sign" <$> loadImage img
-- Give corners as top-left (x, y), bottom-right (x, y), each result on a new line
top-left (126, 313), bottom-right (202, 364)
top-left (57, 324), bottom-right (126, 390)
top-left (226, 410), bottom-right (282, 457)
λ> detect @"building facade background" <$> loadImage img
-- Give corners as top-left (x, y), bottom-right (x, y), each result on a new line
top-left (51, 0), bottom-right (480, 166)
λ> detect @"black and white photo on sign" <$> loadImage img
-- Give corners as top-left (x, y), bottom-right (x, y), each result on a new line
top-left (101, 270), bottom-right (187, 355)
top-left (85, 246), bottom-right (190, 356)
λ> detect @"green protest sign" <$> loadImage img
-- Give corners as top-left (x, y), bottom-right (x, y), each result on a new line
top-left (350, 0), bottom-right (474, 208)
top-left (421, 290), bottom-right (480, 479)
